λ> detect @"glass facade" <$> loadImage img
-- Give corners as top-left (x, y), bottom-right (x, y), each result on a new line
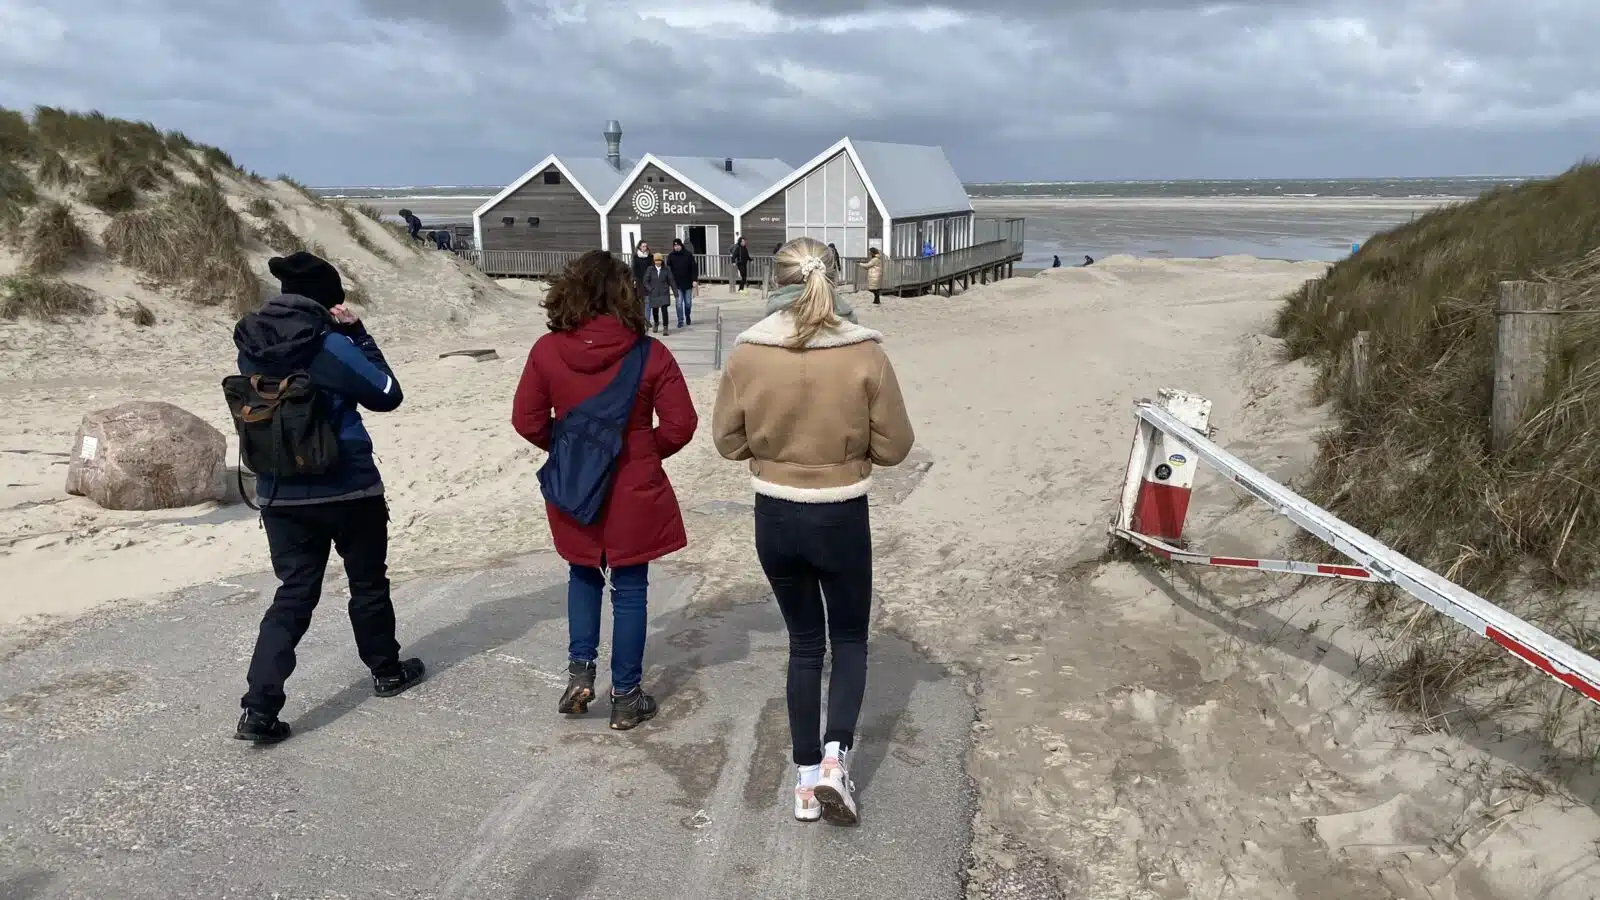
top-left (785, 152), bottom-right (871, 258)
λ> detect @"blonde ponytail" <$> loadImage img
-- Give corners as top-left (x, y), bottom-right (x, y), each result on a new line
top-left (772, 236), bottom-right (839, 349)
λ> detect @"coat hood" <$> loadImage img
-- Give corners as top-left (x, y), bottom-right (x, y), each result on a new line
top-left (550, 315), bottom-right (647, 374)
top-left (736, 310), bottom-right (882, 350)
top-left (234, 294), bottom-right (334, 368)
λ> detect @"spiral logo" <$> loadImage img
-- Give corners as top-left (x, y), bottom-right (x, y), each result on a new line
top-left (631, 185), bottom-right (659, 217)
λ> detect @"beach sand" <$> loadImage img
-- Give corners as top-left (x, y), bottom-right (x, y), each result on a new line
top-left (3, 252), bottom-right (1595, 897)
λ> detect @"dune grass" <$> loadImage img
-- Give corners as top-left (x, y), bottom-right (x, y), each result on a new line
top-left (104, 180), bottom-right (264, 314)
top-left (0, 107), bottom-right (33, 159)
top-left (1273, 160), bottom-right (1600, 747)
top-left (335, 203), bottom-right (394, 263)
top-left (278, 175), bottom-right (325, 207)
top-left (36, 148), bottom-right (83, 188)
top-left (21, 201), bottom-right (91, 275)
top-left (253, 214), bottom-right (306, 256)
top-left (246, 195), bottom-right (274, 219)
top-left (0, 274), bottom-right (98, 321)
top-left (82, 172), bottom-right (139, 213)
top-left (120, 300), bottom-right (157, 327)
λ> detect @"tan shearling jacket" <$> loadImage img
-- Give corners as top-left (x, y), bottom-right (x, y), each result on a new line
top-left (712, 310), bottom-right (914, 502)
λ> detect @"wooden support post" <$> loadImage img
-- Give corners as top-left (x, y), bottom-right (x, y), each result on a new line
top-left (1491, 280), bottom-right (1561, 453)
top-left (1347, 331), bottom-right (1370, 404)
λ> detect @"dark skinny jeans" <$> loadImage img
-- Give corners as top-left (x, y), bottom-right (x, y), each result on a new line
top-left (754, 494), bottom-right (873, 766)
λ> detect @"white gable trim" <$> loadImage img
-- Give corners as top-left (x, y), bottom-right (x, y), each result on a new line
top-left (734, 138), bottom-right (891, 232)
top-left (599, 153), bottom-right (740, 217)
top-left (472, 155), bottom-right (607, 249)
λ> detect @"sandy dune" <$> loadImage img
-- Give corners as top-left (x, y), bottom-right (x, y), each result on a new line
top-left (2, 254), bottom-right (1595, 898)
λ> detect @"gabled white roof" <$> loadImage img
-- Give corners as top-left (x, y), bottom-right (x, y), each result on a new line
top-left (600, 154), bottom-right (793, 214)
top-left (736, 137), bottom-right (971, 220)
top-left (473, 154), bottom-right (636, 219)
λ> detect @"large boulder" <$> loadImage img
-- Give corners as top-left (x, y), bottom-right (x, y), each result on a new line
top-left (65, 401), bottom-right (228, 510)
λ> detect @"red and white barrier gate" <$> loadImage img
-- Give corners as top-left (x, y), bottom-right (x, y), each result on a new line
top-left (1110, 389), bottom-right (1600, 707)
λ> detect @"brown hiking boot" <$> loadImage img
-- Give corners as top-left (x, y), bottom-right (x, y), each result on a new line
top-left (558, 660), bottom-right (597, 715)
top-left (608, 687), bottom-right (657, 730)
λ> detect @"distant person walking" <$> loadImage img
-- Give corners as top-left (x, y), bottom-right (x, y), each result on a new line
top-left (712, 236), bottom-right (915, 825)
top-left (631, 239), bottom-right (653, 304)
top-left (824, 242), bottom-right (841, 283)
top-left (226, 251), bottom-right (424, 745)
top-left (644, 253), bottom-right (672, 335)
top-left (431, 229), bottom-right (453, 251)
top-left (1083, 255), bottom-right (1094, 266)
top-left (1051, 255), bottom-right (1061, 268)
top-left (861, 247), bottom-right (883, 304)
top-left (666, 238), bottom-right (698, 328)
top-left (511, 250), bottom-right (698, 731)
top-left (398, 208), bottom-right (425, 244)
top-left (732, 237), bottom-right (753, 294)
top-left (921, 239), bottom-right (935, 258)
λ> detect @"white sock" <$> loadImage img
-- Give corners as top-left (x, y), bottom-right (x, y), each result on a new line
top-left (824, 741), bottom-right (846, 765)
top-left (797, 764), bottom-right (821, 788)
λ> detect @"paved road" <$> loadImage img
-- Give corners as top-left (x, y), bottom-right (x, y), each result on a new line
top-left (0, 551), bottom-right (974, 899)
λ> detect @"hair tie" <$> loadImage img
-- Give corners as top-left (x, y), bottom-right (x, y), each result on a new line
top-left (798, 257), bottom-right (826, 279)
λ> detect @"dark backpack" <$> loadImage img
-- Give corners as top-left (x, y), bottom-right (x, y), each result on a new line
top-left (221, 372), bottom-right (341, 507)
top-left (537, 339), bottom-right (649, 525)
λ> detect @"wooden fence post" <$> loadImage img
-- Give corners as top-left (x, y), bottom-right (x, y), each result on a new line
top-left (1491, 280), bottom-right (1561, 453)
top-left (1347, 331), bottom-right (1370, 403)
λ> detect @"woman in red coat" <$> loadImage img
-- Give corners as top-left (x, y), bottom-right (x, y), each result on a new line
top-left (511, 251), bottom-right (698, 730)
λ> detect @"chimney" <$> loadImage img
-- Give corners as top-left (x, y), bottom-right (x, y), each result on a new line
top-left (724, 157), bottom-right (733, 173)
top-left (604, 120), bottom-right (623, 170)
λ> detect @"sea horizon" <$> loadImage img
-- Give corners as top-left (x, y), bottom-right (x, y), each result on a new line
top-left (314, 174), bottom-right (1534, 202)
top-left (338, 175), bottom-right (1529, 264)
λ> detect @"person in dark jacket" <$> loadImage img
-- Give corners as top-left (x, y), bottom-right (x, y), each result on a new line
top-left (511, 250), bottom-right (698, 731)
top-left (644, 252), bottom-right (673, 334)
top-left (1052, 255), bottom-right (1062, 268)
top-left (231, 251), bottom-right (425, 744)
top-left (398, 208), bottom-right (424, 244)
top-left (665, 238), bottom-right (698, 328)
top-left (631, 240), bottom-right (653, 307)
top-left (731, 237), bottom-right (753, 293)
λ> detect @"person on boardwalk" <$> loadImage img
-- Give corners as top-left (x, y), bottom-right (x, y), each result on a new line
top-left (824, 242), bottom-right (841, 283)
top-left (631, 239), bottom-right (653, 302)
top-left (666, 238), bottom-right (698, 328)
top-left (731, 236), bottom-right (753, 294)
top-left (229, 252), bottom-right (425, 745)
top-left (861, 247), bottom-right (883, 304)
top-left (711, 236), bottom-right (915, 825)
top-left (511, 250), bottom-right (698, 731)
top-left (644, 252), bottom-right (673, 335)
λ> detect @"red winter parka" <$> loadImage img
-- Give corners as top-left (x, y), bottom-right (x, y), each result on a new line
top-left (512, 315), bottom-right (698, 567)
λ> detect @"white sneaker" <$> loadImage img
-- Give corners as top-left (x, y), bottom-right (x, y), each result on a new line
top-left (794, 765), bottom-right (821, 822)
top-left (812, 742), bottom-right (858, 825)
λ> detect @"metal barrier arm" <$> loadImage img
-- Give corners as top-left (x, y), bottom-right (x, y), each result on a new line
top-left (1123, 399), bottom-right (1600, 705)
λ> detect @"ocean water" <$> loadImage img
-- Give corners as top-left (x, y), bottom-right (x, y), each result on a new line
top-left (326, 176), bottom-right (1532, 265)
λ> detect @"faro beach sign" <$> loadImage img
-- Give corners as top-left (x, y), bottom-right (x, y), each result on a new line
top-left (631, 185), bottom-right (697, 218)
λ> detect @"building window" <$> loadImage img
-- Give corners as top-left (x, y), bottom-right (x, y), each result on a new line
top-left (501, 216), bottom-right (515, 227)
top-left (543, 170), bottom-right (561, 185)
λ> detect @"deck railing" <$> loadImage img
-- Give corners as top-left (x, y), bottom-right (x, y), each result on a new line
top-left (457, 249), bottom-right (777, 288)
top-left (854, 234), bottom-right (1025, 293)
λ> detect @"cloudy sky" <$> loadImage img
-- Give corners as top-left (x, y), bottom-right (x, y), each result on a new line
top-left (1, 0), bottom-right (1597, 186)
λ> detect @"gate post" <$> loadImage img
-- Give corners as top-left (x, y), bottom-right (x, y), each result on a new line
top-left (1115, 389), bottom-right (1212, 543)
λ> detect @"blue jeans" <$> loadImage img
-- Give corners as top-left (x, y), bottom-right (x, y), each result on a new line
top-left (675, 288), bottom-right (693, 326)
top-left (567, 563), bottom-right (649, 692)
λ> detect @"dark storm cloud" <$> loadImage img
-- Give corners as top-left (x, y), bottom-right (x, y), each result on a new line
top-left (0, 0), bottom-right (1594, 185)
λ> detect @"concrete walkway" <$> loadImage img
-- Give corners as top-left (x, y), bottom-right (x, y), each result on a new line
top-left (0, 553), bottom-right (974, 899)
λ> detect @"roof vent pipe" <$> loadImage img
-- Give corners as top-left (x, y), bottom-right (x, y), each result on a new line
top-left (724, 157), bottom-right (733, 173)
top-left (604, 120), bottom-right (623, 170)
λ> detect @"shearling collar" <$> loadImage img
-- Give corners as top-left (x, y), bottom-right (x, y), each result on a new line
top-left (735, 310), bottom-right (883, 349)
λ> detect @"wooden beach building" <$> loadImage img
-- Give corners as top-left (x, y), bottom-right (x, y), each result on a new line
top-left (466, 121), bottom-right (1023, 292)
top-left (735, 137), bottom-right (976, 260)
top-left (471, 120), bottom-right (791, 267)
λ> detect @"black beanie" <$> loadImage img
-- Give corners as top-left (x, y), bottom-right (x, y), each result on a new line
top-left (268, 251), bottom-right (345, 308)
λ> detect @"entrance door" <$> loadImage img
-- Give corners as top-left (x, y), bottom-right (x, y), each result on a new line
top-left (620, 223), bottom-right (642, 258)
top-left (678, 225), bottom-right (721, 279)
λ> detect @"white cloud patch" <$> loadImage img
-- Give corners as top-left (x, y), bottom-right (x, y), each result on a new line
top-left (0, 0), bottom-right (1595, 184)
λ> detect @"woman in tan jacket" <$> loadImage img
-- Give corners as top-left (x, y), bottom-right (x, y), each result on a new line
top-left (712, 236), bottom-right (914, 826)
top-left (861, 246), bottom-right (883, 304)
